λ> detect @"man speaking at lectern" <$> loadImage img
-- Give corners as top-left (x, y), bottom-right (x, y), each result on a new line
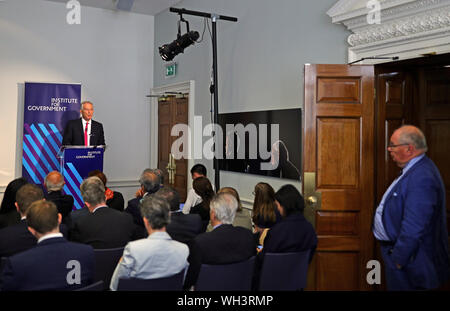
top-left (62, 101), bottom-right (105, 146)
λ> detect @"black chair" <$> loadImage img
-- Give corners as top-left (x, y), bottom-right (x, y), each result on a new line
top-left (195, 256), bottom-right (255, 291)
top-left (258, 250), bottom-right (311, 291)
top-left (75, 280), bottom-right (104, 291)
top-left (93, 247), bottom-right (124, 290)
top-left (117, 268), bottom-right (185, 291)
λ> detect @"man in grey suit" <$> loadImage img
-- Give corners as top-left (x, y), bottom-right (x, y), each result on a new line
top-left (109, 195), bottom-right (189, 291)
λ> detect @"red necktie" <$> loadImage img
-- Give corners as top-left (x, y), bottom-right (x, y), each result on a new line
top-left (84, 121), bottom-right (89, 146)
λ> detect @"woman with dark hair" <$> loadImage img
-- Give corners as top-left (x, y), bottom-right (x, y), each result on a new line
top-left (190, 177), bottom-right (215, 232)
top-left (88, 170), bottom-right (124, 212)
top-left (252, 183), bottom-right (281, 245)
top-left (264, 184), bottom-right (317, 256)
top-left (0, 177), bottom-right (29, 230)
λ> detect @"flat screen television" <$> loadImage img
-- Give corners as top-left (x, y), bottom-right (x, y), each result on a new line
top-left (217, 108), bottom-right (302, 181)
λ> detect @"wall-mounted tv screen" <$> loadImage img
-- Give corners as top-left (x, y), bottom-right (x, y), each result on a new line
top-left (217, 108), bottom-right (302, 181)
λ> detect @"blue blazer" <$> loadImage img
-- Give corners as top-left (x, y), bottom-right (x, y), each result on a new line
top-left (0, 237), bottom-right (94, 291)
top-left (382, 155), bottom-right (450, 289)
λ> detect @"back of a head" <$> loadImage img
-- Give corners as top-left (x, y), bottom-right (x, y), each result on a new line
top-left (190, 164), bottom-right (207, 176)
top-left (44, 171), bottom-right (65, 192)
top-left (16, 183), bottom-right (44, 215)
top-left (210, 192), bottom-right (238, 224)
top-left (27, 200), bottom-right (59, 234)
top-left (140, 195), bottom-right (170, 229)
top-left (253, 182), bottom-right (276, 222)
top-left (80, 176), bottom-right (106, 206)
top-left (193, 177), bottom-right (214, 200)
top-left (154, 186), bottom-right (180, 212)
top-left (397, 125), bottom-right (428, 152)
top-left (152, 168), bottom-right (164, 185)
top-left (0, 177), bottom-right (28, 214)
top-left (88, 169), bottom-right (107, 187)
top-left (275, 184), bottom-right (305, 216)
top-left (139, 169), bottom-right (160, 194)
top-left (218, 187), bottom-right (243, 211)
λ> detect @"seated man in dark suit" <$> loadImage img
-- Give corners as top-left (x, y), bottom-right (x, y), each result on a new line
top-left (44, 171), bottom-right (74, 225)
top-left (0, 200), bottom-right (94, 290)
top-left (184, 192), bottom-right (256, 289)
top-left (88, 170), bottom-right (124, 212)
top-left (62, 101), bottom-right (105, 146)
top-left (0, 184), bottom-right (69, 258)
top-left (70, 176), bottom-right (141, 248)
top-left (125, 169), bottom-right (160, 235)
top-left (0, 184), bottom-right (44, 257)
top-left (156, 186), bottom-right (203, 245)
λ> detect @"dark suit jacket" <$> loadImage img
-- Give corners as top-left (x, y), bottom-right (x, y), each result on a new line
top-left (166, 211), bottom-right (203, 244)
top-left (46, 190), bottom-right (74, 224)
top-left (184, 224), bottom-right (256, 289)
top-left (70, 206), bottom-right (141, 249)
top-left (62, 118), bottom-right (105, 146)
top-left (0, 237), bottom-right (94, 291)
top-left (0, 219), bottom-right (69, 258)
top-left (0, 210), bottom-right (20, 230)
top-left (107, 191), bottom-right (124, 212)
top-left (381, 155), bottom-right (449, 290)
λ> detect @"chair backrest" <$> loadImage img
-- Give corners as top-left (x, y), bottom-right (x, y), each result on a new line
top-left (117, 268), bottom-right (185, 291)
top-left (75, 280), bottom-right (104, 291)
top-left (0, 257), bottom-right (7, 275)
top-left (259, 250), bottom-right (311, 291)
top-left (93, 247), bottom-right (124, 290)
top-left (195, 256), bottom-right (255, 291)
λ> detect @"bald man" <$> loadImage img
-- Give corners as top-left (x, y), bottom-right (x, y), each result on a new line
top-left (373, 125), bottom-right (450, 290)
top-left (44, 171), bottom-right (74, 225)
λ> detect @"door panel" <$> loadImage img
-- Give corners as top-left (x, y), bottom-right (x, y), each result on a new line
top-left (304, 64), bottom-right (375, 290)
top-left (158, 96), bottom-right (189, 202)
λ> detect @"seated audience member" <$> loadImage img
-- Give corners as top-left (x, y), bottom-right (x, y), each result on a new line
top-left (206, 187), bottom-right (252, 232)
top-left (70, 177), bottom-right (141, 248)
top-left (152, 168), bottom-right (165, 188)
top-left (0, 177), bottom-right (28, 230)
top-left (125, 169), bottom-right (160, 231)
top-left (189, 177), bottom-right (215, 232)
top-left (0, 184), bottom-right (45, 257)
top-left (109, 195), bottom-right (189, 291)
top-left (261, 184), bottom-right (317, 256)
top-left (252, 182), bottom-right (281, 245)
top-left (184, 192), bottom-right (256, 289)
top-left (158, 186), bottom-right (203, 245)
top-left (252, 185), bottom-right (317, 290)
top-left (88, 170), bottom-right (124, 212)
top-left (182, 164), bottom-right (208, 214)
top-left (44, 171), bottom-right (74, 225)
top-left (0, 200), bottom-right (95, 291)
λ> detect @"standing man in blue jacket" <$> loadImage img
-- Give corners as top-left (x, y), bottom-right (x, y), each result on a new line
top-left (373, 125), bottom-right (449, 290)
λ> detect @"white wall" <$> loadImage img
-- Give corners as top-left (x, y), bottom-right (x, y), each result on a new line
top-left (153, 0), bottom-right (349, 205)
top-left (0, 0), bottom-right (154, 202)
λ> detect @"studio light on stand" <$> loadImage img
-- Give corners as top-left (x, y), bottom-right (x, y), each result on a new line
top-left (159, 7), bottom-right (238, 191)
top-left (159, 14), bottom-right (200, 61)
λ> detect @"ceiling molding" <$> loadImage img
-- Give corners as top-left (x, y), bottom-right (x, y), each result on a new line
top-left (328, 0), bottom-right (450, 63)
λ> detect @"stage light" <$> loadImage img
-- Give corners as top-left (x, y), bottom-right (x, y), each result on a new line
top-left (159, 30), bottom-right (200, 61)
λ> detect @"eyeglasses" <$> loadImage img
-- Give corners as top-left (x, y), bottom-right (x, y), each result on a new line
top-left (387, 143), bottom-right (409, 149)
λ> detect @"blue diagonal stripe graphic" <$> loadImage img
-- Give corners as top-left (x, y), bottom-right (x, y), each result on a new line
top-left (30, 125), bottom-right (59, 169)
top-left (48, 123), bottom-right (63, 143)
top-left (39, 123), bottom-right (61, 154)
top-left (22, 142), bottom-right (47, 180)
top-left (63, 168), bottom-right (82, 200)
top-left (22, 156), bottom-right (40, 184)
top-left (63, 184), bottom-right (82, 210)
top-left (24, 134), bottom-right (52, 172)
top-left (66, 163), bottom-right (83, 184)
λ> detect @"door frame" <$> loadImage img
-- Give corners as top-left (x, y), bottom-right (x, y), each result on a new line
top-left (150, 80), bottom-right (195, 190)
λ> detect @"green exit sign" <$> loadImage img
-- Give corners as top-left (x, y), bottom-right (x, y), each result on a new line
top-left (165, 62), bottom-right (177, 78)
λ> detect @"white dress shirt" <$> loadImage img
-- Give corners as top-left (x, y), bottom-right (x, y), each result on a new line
top-left (81, 118), bottom-right (91, 146)
top-left (182, 188), bottom-right (202, 214)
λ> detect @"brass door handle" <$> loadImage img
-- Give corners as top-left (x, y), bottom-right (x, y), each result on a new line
top-left (306, 196), bottom-right (318, 206)
top-left (166, 153), bottom-right (177, 185)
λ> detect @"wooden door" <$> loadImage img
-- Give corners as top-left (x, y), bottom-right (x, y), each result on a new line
top-left (303, 64), bottom-right (375, 290)
top-left (158, 96), bottom-right (189, 202)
